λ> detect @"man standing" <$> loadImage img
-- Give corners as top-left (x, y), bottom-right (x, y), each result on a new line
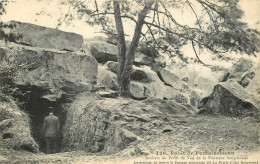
top-left (43, 107), bottom-right (60, 154)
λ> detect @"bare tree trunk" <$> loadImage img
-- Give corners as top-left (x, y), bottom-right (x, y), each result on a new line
top-left (113, 1), bottom-right (127, 96)
top-left (113, 0), bottom-right (155, 98)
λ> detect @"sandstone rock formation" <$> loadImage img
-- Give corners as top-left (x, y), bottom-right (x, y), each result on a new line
top-left (238, 72), bottom-right (255, 88)
top-left (105, 61), bottom-right (118, 74)
top-left (97, 65), bottom-right (118, 91)
top-left (99, 62), bottom-right (190, 102)
top-left (199, 80), bottom-right (260, 120)
top-left (5, 21), bottom-right (259, 155)
top-left (84, 39), bottom-right (166, 68)
top-left (130, 82), bottom-right (146, 100)
top-left (88, 41), bottom-right (118, 63)
top-left (0, 42), bottom-right (98, 101)
top-left (62, 92), bottom-right (196, 154)
top-left (2, 21), bottom-right (83, 52)
top-left (157, 68), bottom-right (189, 92)
top-left (131, 69), bottom-right (151, 83)
top-left (0, 95), bottom-right (39, 153)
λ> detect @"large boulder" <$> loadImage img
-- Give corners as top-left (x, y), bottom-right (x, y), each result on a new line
top-left (0, 42), bottom-right (98, 100)
top-left (134, 52), bottom-right (153, 66)
top-left (88, 41), bottom-right (118, 63)
top-left (2, 21), bottom-right (83, 51)
top-left (62, 93), bottom-right (136, 154)
top-left (97, 65), bottom-right (118, 91)
top-left (130, 82), bottom-right (146, 100)
top-left (131, 66), bottom-right (189, 102)
top-left (0, 95), bottom-right (39, 153)
top-left (199, 80), bottom-right (260, 120)
top-left (157, 68), bottom-right (189, 92)
top-left (137, 44), bottom-right (160, 58)
top-left (134, 52), bottom-right (166, 68)
top-left (131, 69), bottom-right (151, 83)
top-left (86, 38), bottom-right (166, 67)
top-left (238, 72), bottom-right (255, 88)
top-left (105, 61), bottom-right (118, 74)
top-left (62, 92), bottom-right (197, 154)
top-left (105, 61), bottom-right (152, 83)
top-left (99, 63), bottom-right (189, 101)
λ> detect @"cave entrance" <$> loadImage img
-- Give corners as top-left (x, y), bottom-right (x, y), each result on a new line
top-left (15, 85), bottom-right (67, 153)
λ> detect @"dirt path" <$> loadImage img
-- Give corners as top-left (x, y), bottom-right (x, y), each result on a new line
top-left (1, 115), bottom-right (260, 163)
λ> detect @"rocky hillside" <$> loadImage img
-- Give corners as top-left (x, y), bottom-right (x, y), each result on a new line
top-left (0, 21), bottom-right (259, 160)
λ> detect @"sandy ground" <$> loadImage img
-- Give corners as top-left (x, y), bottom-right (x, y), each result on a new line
top-left (1, 115), bottom-right (260, 164)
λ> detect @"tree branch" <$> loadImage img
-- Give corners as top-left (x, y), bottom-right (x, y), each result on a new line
top-left (146, 24), bottom-right (174, 56)
top-left (196, 0), bottom-right (223, 16)
top-left (186, 0), bottom-right (203, 30)
top-left (199, 2), bottom-right (218, 31)
top-left (191, 41), bottom-right (210, 67)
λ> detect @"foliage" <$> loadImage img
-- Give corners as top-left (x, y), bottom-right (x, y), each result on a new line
top-left (57, 0), bottom-right (260, 61)
top-left (0, 1), bottom-right (22, 44)
top-left (0, 65), bottom-right (27, 108)
top-left (0, 0), bottom-right (8, 15)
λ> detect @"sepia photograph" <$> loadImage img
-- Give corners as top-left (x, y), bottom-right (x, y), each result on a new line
top-left (0, 0), bottom-right (260, 163)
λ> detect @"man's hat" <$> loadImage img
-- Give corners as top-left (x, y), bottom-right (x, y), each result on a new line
top-left (48, 107), bottom-right (54, 113)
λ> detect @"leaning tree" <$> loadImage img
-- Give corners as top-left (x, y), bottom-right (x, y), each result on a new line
top-left (3, 0), bottom-right (260, 97)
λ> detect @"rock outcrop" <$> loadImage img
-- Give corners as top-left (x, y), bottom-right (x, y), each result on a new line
top-left (62, 92), bottom-right (196, 154)
top-left (0, 95), bottom-right (39, 153)
top-left (238, 72), bottom-right (255, 88)
top-left (88, 41), bottom-right (118, 63)
top-left (199, 80), bottom-right (260, 120)
top-left (84, 39), bottom-right (166, 68)
top-left (97, 65), bottom-right (118, 91)
top-left (0, 42), bottom-right (98, 101)
top-left (130, 82), bottom-right (146, 100)
top-left (2, 21), bottom-right (83, 52)
top-left (218, 57), bottom-right (257, 93)
top-left (157, 68), bottom-right (189, 92)
top-left (1, 22), bottom-right (98, 153)
top-left (99, 62), bottom-right (190, 102)
top-left (105, 61), bottom-right (118, 74)
top-left (131, 69), bottom-right (151, 83)
top-left (134, 52), bottom-right (166, 68)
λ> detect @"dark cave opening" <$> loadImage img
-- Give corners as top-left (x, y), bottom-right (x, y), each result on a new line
top-left (14, 85), bottom-right (67, 153)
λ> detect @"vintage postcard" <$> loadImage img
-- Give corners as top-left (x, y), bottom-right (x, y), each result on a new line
top-left (0, 0), bottom-right (259, 163)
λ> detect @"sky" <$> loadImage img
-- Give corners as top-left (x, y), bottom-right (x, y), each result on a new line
top-left (1, 0), bottom-right (260, 66)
